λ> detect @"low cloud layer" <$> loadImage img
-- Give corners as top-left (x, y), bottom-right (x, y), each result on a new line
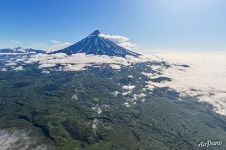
top-left (0, 129), bottom-right (49, 150)
top-left (1, 51), bottom-right (226, 116)
top-left (22, 53), bottom-right (157, 71)
top-left (145, 53), bottom-right (226, 115)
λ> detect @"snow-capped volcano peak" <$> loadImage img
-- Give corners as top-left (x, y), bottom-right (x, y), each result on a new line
top-left (52, 30), bottom-right (140, 57)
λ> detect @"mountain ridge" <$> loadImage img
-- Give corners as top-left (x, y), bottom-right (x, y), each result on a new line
top-left (0, 47), bottom-right (46, 54)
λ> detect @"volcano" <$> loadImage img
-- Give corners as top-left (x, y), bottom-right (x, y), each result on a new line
top-left (52, 30), bottom-right (140, 57)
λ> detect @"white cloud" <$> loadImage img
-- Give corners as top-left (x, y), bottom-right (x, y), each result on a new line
top-left (109, 64), bottom-right (121, 70)
top-left (1, 33), bottom-right (138, 52)
top-left (92, 119), bottom-right (99, 129)
top-left (38, 63), bottom-right (56, 69)
top-left (128, 75), bottom-right (133, 78)
top-left (21, 53), bottom-right (158, 71)
top-left (13, 66), bottom-right (24, 71)
top-left (1, 68), bottom-right (7, 71)
top-left (146, 53), bottom-right (226, 116)
top-left (112, 91), bottom-right (120, 97)
top-left (92, 104), bottom-right (102, 114)
top-left (122, 85), bottom-right (136, 90)
top-left (49, 40), bottom-right (72, 51)
top-left (138, 93), bottom-right (146, 98)
top-left (41, 70), bottom-right (51, 74)
top-left (124, 102), bottom-right (131, 108)
top-left (99, 34), bottom-right (139, 50)
top-left (0, 129), bottom-right (48, 150)
top-left (4, 49), bottom-right (226, 117)
top-left (5, 62), bottom-right (17, 66)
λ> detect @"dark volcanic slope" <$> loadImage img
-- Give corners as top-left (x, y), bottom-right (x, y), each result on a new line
top-left (52, 30), bottom-right (140, 57)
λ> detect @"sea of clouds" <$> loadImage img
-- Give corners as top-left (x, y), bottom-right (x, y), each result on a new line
top-left (153, 52), bottom-right (226, 115)
top-left (1, 52), bottom-right (226, 116)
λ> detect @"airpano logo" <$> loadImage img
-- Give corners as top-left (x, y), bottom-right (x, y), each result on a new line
top-left (198, 140), bottom-right (222, 148)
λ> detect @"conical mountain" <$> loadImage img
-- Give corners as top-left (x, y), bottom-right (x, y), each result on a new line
top-left (52, 30), bottom-right (140, 57)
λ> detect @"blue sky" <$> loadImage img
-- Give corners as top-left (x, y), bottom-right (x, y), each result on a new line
top-left (0, 0), bottom-right (226, 52)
